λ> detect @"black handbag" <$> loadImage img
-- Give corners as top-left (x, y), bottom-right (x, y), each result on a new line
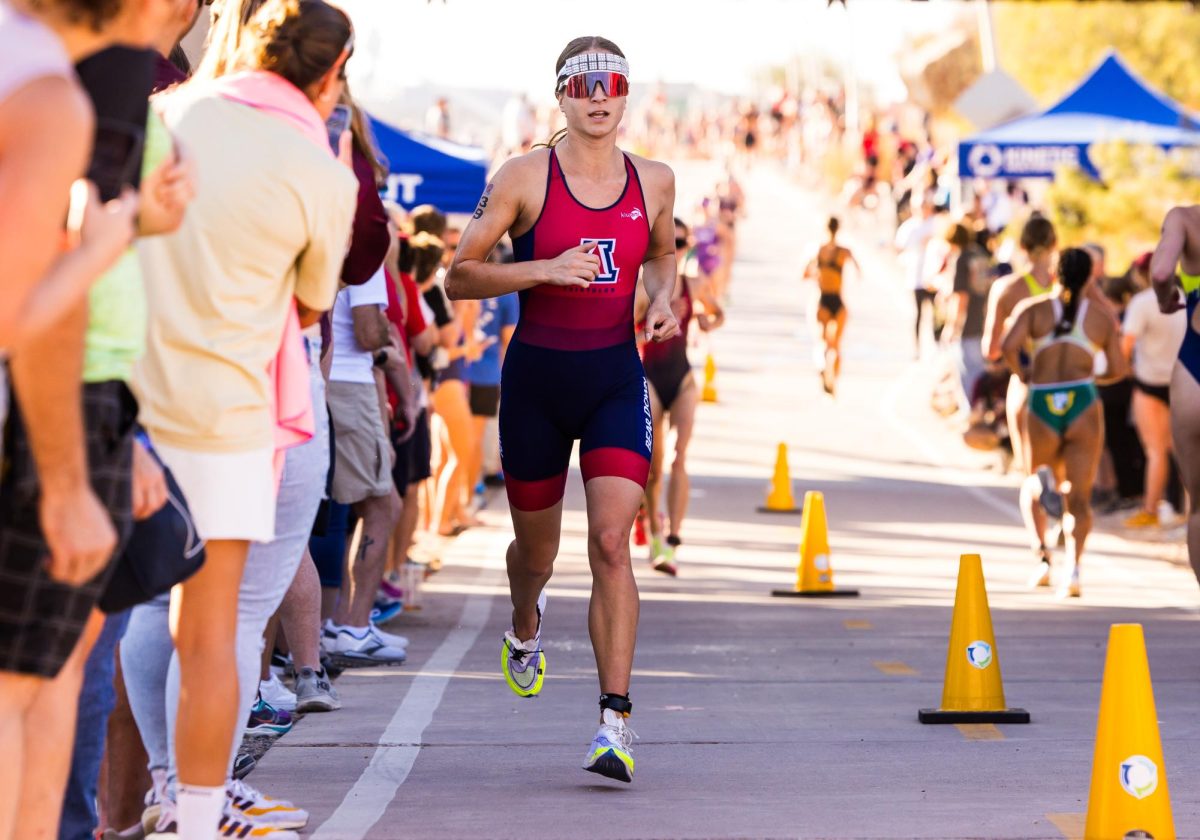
top-left (99, 464), bottom-right (206, 614)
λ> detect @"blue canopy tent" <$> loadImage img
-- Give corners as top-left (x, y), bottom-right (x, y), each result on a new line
top-left (958, 52), bottom-right (1200, 180)
top-left (369, 115), bottom-right (489, 214)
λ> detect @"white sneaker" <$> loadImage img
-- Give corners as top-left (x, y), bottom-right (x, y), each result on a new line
top-left (227, 779), bottom-right (308, 830)
top-left (1029, 558), bottom-right (1052, 589)
top-left (1057, 566), bottom-right (1081, 599)
top-left (368, 622), bottom-right (409, 649)
top-left (141, 769), bottom-right (173, 836)
top-left (325, 624), bottom-right (407, 666)
top-left (582, 709), bottom-right (637, 783)
top-left (259, 674), bottom-right (296, 712)
top-left (502, 590), bottom-right (547, 698)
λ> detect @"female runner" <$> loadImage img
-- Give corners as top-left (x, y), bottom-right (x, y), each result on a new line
top-left (636, 218), bottom-right (724, 576)
top-left (804, 216), bottom-right (859, 396)
top-left (983, 215), bottom-right (1057, 476)
top-left (446, 38), bottom-right (679, 784)
top-left (1149, 206), bottom-right (1200, 585)
top-left (1001, 249), bottom-right (1125, 598)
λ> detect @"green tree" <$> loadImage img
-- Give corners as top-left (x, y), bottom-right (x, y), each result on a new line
top-left (993, 1), bottom-right (1200, 109)
top-left (1045, 142), bottom-right (1200, 270)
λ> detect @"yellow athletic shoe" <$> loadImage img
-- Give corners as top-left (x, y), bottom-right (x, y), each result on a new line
top-left (502, 590), bottom-right (546, 697)
top-left (1123, 510), bottom-right (1159, 528)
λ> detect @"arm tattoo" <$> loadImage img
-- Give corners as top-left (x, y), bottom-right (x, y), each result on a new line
top-left (473, 182), bottom-right (494, 220)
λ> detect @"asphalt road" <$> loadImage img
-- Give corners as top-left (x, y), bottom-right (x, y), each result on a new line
top-left (251, 160), bottom-right (1200, 840)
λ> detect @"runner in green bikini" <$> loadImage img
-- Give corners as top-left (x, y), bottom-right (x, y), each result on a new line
top-left (1000, 248), bottom-right (1126, 598)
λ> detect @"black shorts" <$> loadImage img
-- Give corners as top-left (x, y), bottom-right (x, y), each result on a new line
top-left (1134, 378), bottom-right (1170, 406)
top-left (469, 383), bottom-right (501, 418)
top-left (391, 407), bottom-right (433, 494)
top-left (0, 381), bottom-right (136, 678)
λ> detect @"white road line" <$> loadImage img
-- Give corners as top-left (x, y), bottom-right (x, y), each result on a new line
top-left (311, 554), bottom-right (501, 839)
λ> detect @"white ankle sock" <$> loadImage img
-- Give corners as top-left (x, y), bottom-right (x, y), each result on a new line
top-left (177, 783), bottom-right (225, 840)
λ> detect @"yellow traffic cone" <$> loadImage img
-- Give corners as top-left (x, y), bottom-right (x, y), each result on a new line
top-left (772, 491), bottom-right (859, 598)
top-left (1084, 624), bottom-right (1175, 840)
top-left (919, 554), bottom-right (1029, 724)
top-left (701, 353), bottom-right (718, 402)
top-left (757, 443), bottom-right (800, 513)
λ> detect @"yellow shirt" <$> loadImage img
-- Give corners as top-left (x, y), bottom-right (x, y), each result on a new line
top-left (133, 89), bottom-right (357, 452)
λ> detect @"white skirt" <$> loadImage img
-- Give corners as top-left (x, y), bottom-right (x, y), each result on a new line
top-left (152, 441), bottom-right (277, 543)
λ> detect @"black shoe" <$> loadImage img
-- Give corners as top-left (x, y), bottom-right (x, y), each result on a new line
top-left (233, 752), bottom-right (256, 780)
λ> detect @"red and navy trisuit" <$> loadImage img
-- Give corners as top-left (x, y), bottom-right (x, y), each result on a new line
top-left (501, 147), bottom-right (653, 512)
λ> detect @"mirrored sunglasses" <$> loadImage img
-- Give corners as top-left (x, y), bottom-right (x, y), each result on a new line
top-left (558, 71), bottom-right (628, 99)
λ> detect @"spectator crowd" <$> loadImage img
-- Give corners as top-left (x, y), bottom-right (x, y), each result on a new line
top-left (0, 1), bottom-right (528, 838)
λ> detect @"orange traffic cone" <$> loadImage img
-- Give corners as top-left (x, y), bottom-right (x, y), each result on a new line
top-left (1084, 624), bottom-right (1175, 840)
top-left (701, 353), bottom-right (718, 403)
top-left (771, 491), bottom-right (859, 598)
top-left (757, 443), bottom-right (800, 513)
top-left (919, 554), bottom-right (1028, 724)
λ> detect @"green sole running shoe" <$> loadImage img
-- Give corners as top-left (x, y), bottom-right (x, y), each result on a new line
top-left (502, 590), bottom-right (546, 697)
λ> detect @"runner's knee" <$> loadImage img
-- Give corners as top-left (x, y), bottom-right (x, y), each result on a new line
top-left (510, 538), bottom-right (556, 579)
top-left (588, 527), bottom-right (630, 569)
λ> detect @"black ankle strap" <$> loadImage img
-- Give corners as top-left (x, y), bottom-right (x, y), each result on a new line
top-left (599, 693), bottom-right (633, 717)
top-left (666, 534), bottom-right (682, 548)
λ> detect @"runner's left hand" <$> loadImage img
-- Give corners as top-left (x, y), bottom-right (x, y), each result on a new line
top-left (644, 297), bottom-right (680, 343)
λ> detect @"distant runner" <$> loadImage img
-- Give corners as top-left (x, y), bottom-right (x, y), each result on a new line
top-left (804, 216), bottom-right (859, 396)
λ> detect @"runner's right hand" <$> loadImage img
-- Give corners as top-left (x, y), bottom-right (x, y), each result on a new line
top-left (1156, 281), bottom-right (1186, 315)
top-left (544, 242), bottom-right (601, 288)
top-left (41, 484), bottom-right (118, 586)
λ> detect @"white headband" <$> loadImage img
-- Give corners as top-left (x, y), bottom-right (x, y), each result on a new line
top-left (556, 52), bottom-right (630, 85)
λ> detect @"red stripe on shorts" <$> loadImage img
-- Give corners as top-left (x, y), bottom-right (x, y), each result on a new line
top-left (579, 447), bottom-right (650, 488)
top-left (504, 471), bottom-right (569, 512)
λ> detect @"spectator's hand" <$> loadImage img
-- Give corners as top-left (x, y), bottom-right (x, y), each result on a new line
top-left (544, 242), bottom-right (601, 288)
top-left (131, 439), bottom-right (168, 521)
top-left (76, 182), bottom-right (139, 270)
top-left (465, 335), bottom-right (498, 362)
top-left (41, 484), bottom-right (117, 586)
top-left (644, 296), bottom-right (681, 343)
top-left (138, 146), bottom-right (195, 236)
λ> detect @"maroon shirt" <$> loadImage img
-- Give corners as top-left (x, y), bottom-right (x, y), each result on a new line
top-left (341, 147), bottom-right (391, 286)
top-left (152, 53), bottom-right (187, 94)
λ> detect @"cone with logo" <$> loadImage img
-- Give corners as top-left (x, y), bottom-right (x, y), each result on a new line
top-left (1084, 623), bottom-right (1174, 840)
top-left (701, 353), bottom-right (718, 403)
top-left (772, 491), bottom-right (859, 598)
top-left (919, 554), bottom-right (1029, 723)
top-left (757, 443), bottom-right (800, 513)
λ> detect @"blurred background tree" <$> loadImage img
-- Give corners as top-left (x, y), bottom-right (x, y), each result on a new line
top-left (1045, 142), bottom-right (1200, 270)
top-left (994, 1), bottom-right (1200, 109)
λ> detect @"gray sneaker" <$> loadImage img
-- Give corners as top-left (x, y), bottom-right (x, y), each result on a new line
top-left (294, 666), bottom-right (341, 712)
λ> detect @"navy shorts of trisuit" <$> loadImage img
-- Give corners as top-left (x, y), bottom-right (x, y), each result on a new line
top-left (500, 148), bottom-right (653, 511)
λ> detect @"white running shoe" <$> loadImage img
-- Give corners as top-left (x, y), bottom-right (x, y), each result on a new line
top-left (1029, 557), bottom-right (1052, 589)
top-left (259, 673), bottom-right (296, 712)
top-left (1057, 566), bottom-right (1082, 599)
top-left (582, 709), bottom-right (637, 783)
top-left (227, 779), bottom-right (308, 830)
top-left (325, 625), bottom-right (407, 666)
top-left (368, 622), bottom-right (409, 649)
top-left (502, 590), bottom-right (546, 697)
